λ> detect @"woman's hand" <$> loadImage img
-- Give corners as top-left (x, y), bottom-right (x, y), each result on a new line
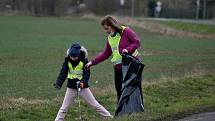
top-left (122, 49), bottom-right (128, 54)
top-left (85, 61), bottom-right (93, 70)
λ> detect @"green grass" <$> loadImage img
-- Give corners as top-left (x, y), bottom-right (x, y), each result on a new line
top-left (1, 75), bottom-right (215, 121)
top-left (0, 15), bottom-right (215, 120)
top-left (134, 26), bottom-right (215, 82)
top-left (159, 21), bottom-right (215, 35)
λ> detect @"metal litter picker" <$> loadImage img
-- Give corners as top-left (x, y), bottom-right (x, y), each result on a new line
top-left (76, 81), bottom-right (82, 120)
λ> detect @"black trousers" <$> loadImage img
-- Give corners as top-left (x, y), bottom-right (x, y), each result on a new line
top-left (114, 68), bottom-right (123, 102)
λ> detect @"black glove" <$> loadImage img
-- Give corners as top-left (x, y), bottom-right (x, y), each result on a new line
top-left (53, 83), bottom-right (61, 90)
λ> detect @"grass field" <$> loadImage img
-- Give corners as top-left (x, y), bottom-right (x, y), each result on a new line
top-left (0, 15), bottom-right (215, 121)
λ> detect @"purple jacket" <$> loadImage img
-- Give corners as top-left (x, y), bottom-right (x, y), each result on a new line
top-left (91, 27), bottom-right (141, 69)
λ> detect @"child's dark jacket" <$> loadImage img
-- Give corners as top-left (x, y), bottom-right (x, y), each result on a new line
top-left (55, 46), bottom-right (90, 89)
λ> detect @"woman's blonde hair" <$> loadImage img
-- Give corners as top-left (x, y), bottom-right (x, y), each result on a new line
top-left (101, 15), bottom-right (123, 34)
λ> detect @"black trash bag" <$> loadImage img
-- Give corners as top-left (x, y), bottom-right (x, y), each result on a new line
top-left (115, 54), bottom-right (145, 116)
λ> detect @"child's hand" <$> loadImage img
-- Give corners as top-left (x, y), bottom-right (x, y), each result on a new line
top-left (80, 82), bottom-right (84, 88)
top-left (53, 83), bottom-right (61, 90)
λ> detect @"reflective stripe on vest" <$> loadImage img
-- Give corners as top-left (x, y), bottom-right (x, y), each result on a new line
top-left (132, 49), bottom-right (139, 57)
top-left (67, 61), bottom-right (83, 80)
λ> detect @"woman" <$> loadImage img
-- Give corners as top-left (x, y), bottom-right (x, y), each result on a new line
top-left (54, 43), bottom-right (113, 121)
top-left (85, 15), bottom-right (141, 102)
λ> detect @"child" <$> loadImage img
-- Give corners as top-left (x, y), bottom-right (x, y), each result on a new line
top-left (54, 43), bottom-right (113, 121)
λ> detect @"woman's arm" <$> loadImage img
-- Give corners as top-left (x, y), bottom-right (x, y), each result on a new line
top-left (91, 40), bottom-right (112, 65)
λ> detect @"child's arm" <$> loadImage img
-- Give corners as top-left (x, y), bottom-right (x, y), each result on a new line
top-left (54, 58), bottom-right (69, 89)
top-left (81, 58), bottom-right (90, 87)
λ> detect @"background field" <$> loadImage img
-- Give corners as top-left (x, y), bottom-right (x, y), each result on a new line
top-left (0, 16), bottom-right (215, 121)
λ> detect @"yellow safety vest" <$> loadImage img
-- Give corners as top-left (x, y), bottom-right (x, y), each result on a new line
top-left (67, 61), bottom-right (83, 80)
top-left (108, 26), bottom-right (139, 65)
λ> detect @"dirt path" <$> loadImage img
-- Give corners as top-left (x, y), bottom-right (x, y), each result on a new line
top-left (177, 112), bottom-right (215, 121)
top-left (118, 17), bottom-right (215, 39)
top-left (142, 18), bottom-right (215, 26)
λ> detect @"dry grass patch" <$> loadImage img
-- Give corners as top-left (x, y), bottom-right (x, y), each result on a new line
top-left (0, 97), bottom-right (50, 110)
